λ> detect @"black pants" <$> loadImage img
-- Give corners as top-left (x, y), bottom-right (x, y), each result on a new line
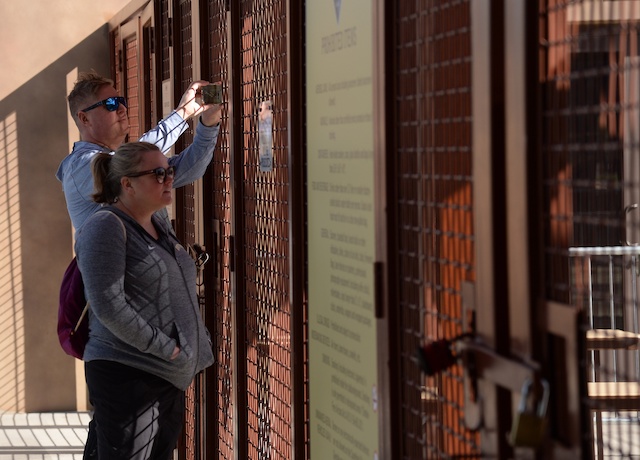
top-left (84, 360), bottom-right (185, 460)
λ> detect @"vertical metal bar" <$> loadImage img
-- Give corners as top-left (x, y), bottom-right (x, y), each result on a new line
top-left (633, 256), bottom-right (640, 380)
top-left (472, 0), bottom-right (513, 456)
top-left (609, 255), bottom-right (616, 329)
top-left (285, 0), bottom-right (307, 458)
top-left (589, 256), bottom-right (596, 383)
top-left (385, 0), bottom-right (400, 455)
top-left (588, 257), bottom-right (594, 329)
top-left (229, 1), bottom-right (248, 458)
top-left (609, 255), bottom-right (619, 381)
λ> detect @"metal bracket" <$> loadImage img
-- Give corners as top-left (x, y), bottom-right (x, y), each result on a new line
top-left (458, 339), bottom-right (540, 392)
top-left (624, 203), bottom-right (639, 246)
top-left (460, 281), bottom-right (541, 430)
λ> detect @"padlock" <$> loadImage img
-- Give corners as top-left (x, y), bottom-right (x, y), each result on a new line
top-left (508, 378), bottom-right (550, 448)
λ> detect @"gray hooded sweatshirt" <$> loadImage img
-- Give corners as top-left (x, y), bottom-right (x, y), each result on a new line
top-left (75, 207), bottom-right (214, 390)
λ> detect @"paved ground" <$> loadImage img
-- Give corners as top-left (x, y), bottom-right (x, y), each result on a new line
top-left (597, 414), bottom-right (640, 459)
top-left (0, 412), bottom-right (90, 460)
top-left (0, 411), bottom-right (632, 459)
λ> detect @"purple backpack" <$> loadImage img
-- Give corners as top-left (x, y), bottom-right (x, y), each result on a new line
top-left (57, 257), bottom-right (88, 359)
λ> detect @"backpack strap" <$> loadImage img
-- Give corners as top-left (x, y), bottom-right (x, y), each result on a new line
top-left (101, 209), bottom-right (128, 242)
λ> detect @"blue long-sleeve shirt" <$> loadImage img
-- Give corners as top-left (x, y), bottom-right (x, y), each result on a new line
top-left (56, 111), bottom-right (219, 230)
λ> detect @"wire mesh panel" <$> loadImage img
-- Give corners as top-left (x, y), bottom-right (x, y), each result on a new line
top-left (540, 1), bottom-right (640, 457)
top-left (125, 37), bottom-right (140, 140)
top-left (175, 0), bottom-right (196, 242)
top-left (158, 0), bottom-right (171, 82)
top-left (202, 0), bottom-right (234, 458)
top-left (173, 1), bottom-right (201, 459)
top-left (238, 1), bottom-right (293, 459)
top-left (391, 1), bottom-right (478, 458)
top-left (142, 21), bottom-right (154, 133)
top-left (112, 28), bottom-right (122, 106)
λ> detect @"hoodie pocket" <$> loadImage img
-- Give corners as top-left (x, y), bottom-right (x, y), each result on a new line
top-left (170, 321), bottom-right (194, 362)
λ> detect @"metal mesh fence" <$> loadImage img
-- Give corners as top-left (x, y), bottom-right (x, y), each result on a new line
top-left (112, 28), bottom-right (122, 114)
top-left (203, 0), bottom-right (235, 458)
top-left (160, 0), bottom-right (171, 82)
top-left (108, 0), bottom-right (305, 458)
top-left (239, 1), bottom-right (293, 458)
top-left (540, 1), bottom-right (640, 457)
top-left (125, 37), bottom-right (140, 140)
top-left (142, 22), bottom-right (154, 133)
top-left (102, 0), bottom-right (640, 456)
top-left (175, 0), bottom-right (196, 240)
top-left (174, 1), bottom-right (200, 459)
top-left (391, 1), bottom-right (479, 458)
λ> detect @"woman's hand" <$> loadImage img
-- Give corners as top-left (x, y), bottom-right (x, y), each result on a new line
top-left (171, 346), bottom-right (180, 360)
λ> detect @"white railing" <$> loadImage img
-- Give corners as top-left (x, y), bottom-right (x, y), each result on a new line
top-left (569, 246), bottom-right (640, 383)
top-left (569, 245), bottom-right (640, 457)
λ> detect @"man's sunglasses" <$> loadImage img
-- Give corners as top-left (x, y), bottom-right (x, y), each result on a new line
top-left (128, 166), bottom-right (176, 184)
top-left (80, 96), bottom-right (128, 113)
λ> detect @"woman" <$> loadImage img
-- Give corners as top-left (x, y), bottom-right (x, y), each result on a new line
top-left (75, 141), bottom-right (214, 460)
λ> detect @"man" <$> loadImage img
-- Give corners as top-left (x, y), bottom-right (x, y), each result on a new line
top-left (56, 71), bottom-right (222, 230)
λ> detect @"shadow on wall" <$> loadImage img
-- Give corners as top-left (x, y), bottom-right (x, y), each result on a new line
top-left (0, 25), bottom-right (111, 413)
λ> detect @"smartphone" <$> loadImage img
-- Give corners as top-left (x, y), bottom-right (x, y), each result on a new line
top-left (201, 84), bottom-right (222, 104)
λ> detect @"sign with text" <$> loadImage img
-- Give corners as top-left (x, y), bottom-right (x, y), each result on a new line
top-left (306, 1), bottom-right (378, 459)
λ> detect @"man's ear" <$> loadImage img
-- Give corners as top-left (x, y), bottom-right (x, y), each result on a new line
top-left (77, 111), bottom-right (89, 125)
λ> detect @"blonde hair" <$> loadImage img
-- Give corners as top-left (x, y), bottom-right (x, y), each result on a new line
top-left (92, 142), bottom-right (161, 204)
top-left (67, 71), bottom-right (114, 123)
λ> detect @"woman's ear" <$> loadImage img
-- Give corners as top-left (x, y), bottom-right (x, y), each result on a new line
top-left (120, 177), bottom-right (133, 192)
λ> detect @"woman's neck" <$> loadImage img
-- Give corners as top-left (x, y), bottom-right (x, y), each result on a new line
top-left (113, 200), bottom-right (158, 239)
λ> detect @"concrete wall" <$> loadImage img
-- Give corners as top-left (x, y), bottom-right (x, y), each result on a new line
top-left (0, 0), bottom-right (129, 412)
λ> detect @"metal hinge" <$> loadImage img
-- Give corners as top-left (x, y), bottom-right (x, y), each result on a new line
top-left (460, 281), bottom-right (540, 388)
top-left (148, 27), bottom-right (155, 54)
top-left (229, 235), bottom-right (235, 272)
top-left (459, 281), bottom-right (541, 431)
top-left (374, 261), bottom-right (384, 319)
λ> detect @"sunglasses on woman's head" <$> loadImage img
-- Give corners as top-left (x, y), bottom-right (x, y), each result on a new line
top-left (128, 166), bottom-right (176, 184)
top-left (80, 96), bottom-right (128, 113)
